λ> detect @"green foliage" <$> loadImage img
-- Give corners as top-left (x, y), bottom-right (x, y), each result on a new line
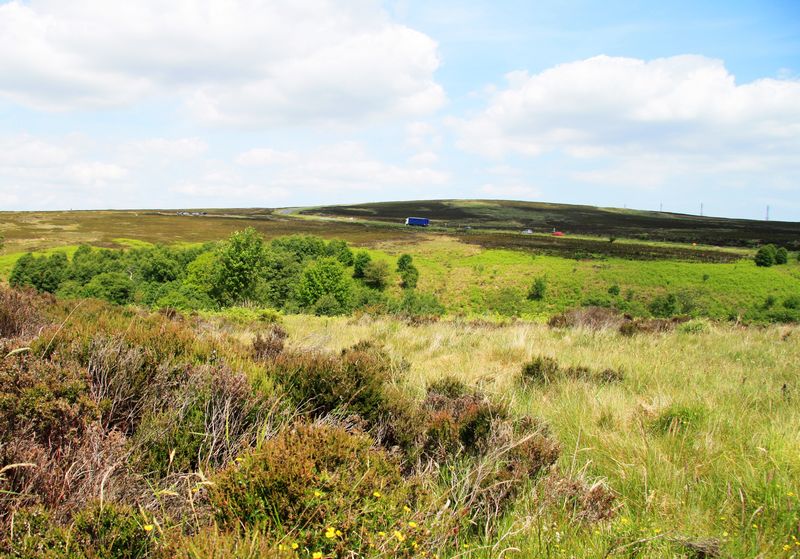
top-left (397, 254), bottom-right (413, 272)
top-left (775, 246), bottom-right (788, 264)
top-left (324, 239), bottom-right (354, 266)
top-left (361, 260), bottom-right (391, 290)
top-left (783, 295), bottom-right (800, 310)
top-left (270, 235), bottom-right (327, 262)
top-left (520, 356), bottom-right (561, 384)
top-left (527, 274), bottom-right (547, 301)
top-left (352, 250), bottom-right (371, 279)
top-left (607, 284), bottom-right (621, 296)
top-left (83, 272), bottom-right (135, 304)
top-left (267, 342), bottom-right (391, 422)
top-left (208, 227), bottom-right (266, 305)
top-left (295, 257), bottom-right (352, 312)
top-left (9, 252), bottom-right (69, 293)
top-left (754, 245), bottom-right (776, 267)
top-left (399, 265), bottom-right (419, 289)
top-left (209, 424), bottom-right (431, 558)
top-left (389, 290), bottom-right (445, 317)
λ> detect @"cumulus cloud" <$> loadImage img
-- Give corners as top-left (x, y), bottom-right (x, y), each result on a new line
top-left (480, 183), bottom-right (539, 199)
top-left (0, 0), bottom-right (444, 125)
top-left (457, 55), bottom-right (800, 187)
top-left (233, 141), bottom-right (449, 193)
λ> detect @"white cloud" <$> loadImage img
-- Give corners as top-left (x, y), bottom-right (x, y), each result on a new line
top-left (123, 138), bottom-right (208, 160)
top-left (457, 55), bottom-right (800, 188)
top-left (234, 141), bottom-right (449, 193)
top-left (0, 0), bottom-right (444, 125)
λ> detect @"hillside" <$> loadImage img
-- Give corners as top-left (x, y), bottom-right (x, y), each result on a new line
top-left (301, 199), bottom-right (800, 248)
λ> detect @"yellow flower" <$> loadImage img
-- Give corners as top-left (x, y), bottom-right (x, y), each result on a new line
top-left (722, 531), bottom-right (729, 537)
top-left (783, 545), bottom-right (791, 551)
top-left (403, 506), bottom-right (411, 513)
top-left (654, 528), bottom-right (661, 534)
top-left (313, 553), bottom-right (323, 559)
top-left (291, 542), bottom-right (299, 550)
top-left (378, 531), bottom-right (386, 537)
top-left (143, 524), bottom-right (154, 532)
top-left (373, 491), bottom-right (382, 498)
top-left (412, 541), bottom-right (419, 549)
top-left (314, 490), bottom-right (323, 497)
top-left (788, 491), bottom-right (795, 497)
top-left (335, 530), bottom-right (342, 537)
top-left (393, 530), bottom-right (406, 542)
top-left (408, 521), bottom-right (418, 528)
top-left (325, 527), bottom-right (336, 539)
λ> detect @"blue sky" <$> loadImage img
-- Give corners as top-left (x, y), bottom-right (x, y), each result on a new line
top-left (1, 0), bottom-right (798, 219)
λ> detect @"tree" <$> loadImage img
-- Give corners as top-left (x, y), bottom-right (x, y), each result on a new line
top-left (775, 247), bottom-right (789, 265)
top-left (754, 246), bottom-right (775, 267)
top-left (296, 257), bottom-right (352, 311)
top-left (352, 251), bottom-right (371, 279)
top-left (527, 275), bottom-right (547, 301)
top-left (325, 239), bottom-right (354, 266)
top-left (209, 228), bottom-right (266, 305)
top-left (362, 260), bottom-right (390, 290)
top-left (396, 254), bottom-right (419, 289)
top-left (83, 272), bottom-right (134, 304)
top-left (396, 254), bottom-right (413, 272)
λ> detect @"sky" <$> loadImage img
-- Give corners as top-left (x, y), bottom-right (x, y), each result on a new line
top-left (1, 0), bottom-right (799, 220)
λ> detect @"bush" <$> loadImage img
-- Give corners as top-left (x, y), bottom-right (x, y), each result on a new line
top-left (784, 295), bottom-right (800, 310)
top-left (209, 423), bottom-right (433, 558)
top-left (267, 342), bottom-right (391, 423)
top-left (83, 272), bottom-right (135, 305)
top-left (607, 284), bottom-right (620, 296)
top-left (389, 291), bottom-right (445, 317)
top-left (527, 275), bottom-right (547, 301)
top-left (519, 356), bottom-right (624, 385)
top-left (361, 260), bottom-right (391, 290)
top-left (775, 246), bottom-right (789, 264)
top-left (400, 266), bottom-right (419, 289)
top-left (295, 258), bottom-right (352, 311)
top-left (352, 251), bottom-right (371, 279)
top-left (754, 245), bottom-right (776, 267)
top-left (252, 324), bottom-right (287, 360)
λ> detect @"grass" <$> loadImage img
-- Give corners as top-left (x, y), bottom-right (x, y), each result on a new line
top-left (277, 314), bottom-right (800, 557)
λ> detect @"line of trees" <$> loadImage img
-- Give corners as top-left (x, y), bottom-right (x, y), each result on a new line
top-left (9, 228), bottom-right (442, 316)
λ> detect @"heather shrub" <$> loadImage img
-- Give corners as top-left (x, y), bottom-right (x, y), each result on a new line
top-left (519, 356), bottom-right (623, 385)
top-left (251, 324), bottom-right (287, 360)
top-left (209, 423), bottom-right (435, 558)
top-left (0, 287), bottom-right (50, 339)
top-left (267, 342), bottom-right (391, 422)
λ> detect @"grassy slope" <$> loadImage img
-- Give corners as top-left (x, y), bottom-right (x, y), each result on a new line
top-left (369, 237), bottom-right (800, 319)
top-left (301, 199), bottom-right (800, 248)
top-left (279, 314), bottom-right (800, 558)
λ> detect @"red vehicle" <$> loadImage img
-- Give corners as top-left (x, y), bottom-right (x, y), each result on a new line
top-left (552, 231), bottom-right (564, 237)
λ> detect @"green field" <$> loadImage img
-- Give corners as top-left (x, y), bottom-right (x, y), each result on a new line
top-left (1, 202), bottom-right (800, 558)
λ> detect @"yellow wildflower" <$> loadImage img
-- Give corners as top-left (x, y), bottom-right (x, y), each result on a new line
top-left (408, 521), bottom-right (418, 528)
top-left (378, 531), bottom-right (386, 537)
top-left (373, 491), bottom-right (382, 498)
top-left (291, 542), bottom-right (299, 550)
top-left (313, 553), bottom-right (323, 559)
top-left (394, 530), bottom-right (406, 542)
top-left (314, 490), bottom-right (323, 497)
top-left (143, 524), bottom-right (154, 532)
top-left (403, 506), bottom-right (411, 513)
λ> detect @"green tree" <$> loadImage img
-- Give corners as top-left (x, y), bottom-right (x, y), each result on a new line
top-left (209, 228), bottom-right (266, 305)
top-left (396, 254), bottom-right (413, 272)
top-left (83, 272), bottom-right (134, 304)
top-left (775, 246), bottom-right (789, 265)
top-left (352, 251), bottom-right (372, 279)
top-left (527, 275), bottom-right (547, 301)
top-left (754, 246), bottom-right (775, 267)
top-left (296, 257), bottom-right (352, 311)
top-left (362, 260), bottom-right (390, 290)
top-left (325, 239), bottom-right (354, 266)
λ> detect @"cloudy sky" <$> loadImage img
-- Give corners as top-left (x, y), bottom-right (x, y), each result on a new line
top-left (1, 0), bottom-right (799, 219)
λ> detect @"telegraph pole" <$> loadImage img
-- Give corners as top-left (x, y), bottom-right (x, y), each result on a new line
top-left (700, 202), bottom-right (703, 217)
top-left (765, 205), bottom-right (770, 221)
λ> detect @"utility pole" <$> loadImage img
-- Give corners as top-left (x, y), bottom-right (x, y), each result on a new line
top-left (659, 202), bottom-right (663, 212)
top-left (700, 202), bottom-right (703, 217)
top-left (765, 205), bottom-right (770, 221)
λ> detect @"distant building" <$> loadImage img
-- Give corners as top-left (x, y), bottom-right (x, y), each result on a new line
top-left (522, 229), bottom-right (533, 235)
top-left (405, 217), bottom-right (430, 227)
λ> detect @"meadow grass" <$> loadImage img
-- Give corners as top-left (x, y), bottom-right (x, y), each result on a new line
top-left (279, 314), bottom-right (800, 557)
